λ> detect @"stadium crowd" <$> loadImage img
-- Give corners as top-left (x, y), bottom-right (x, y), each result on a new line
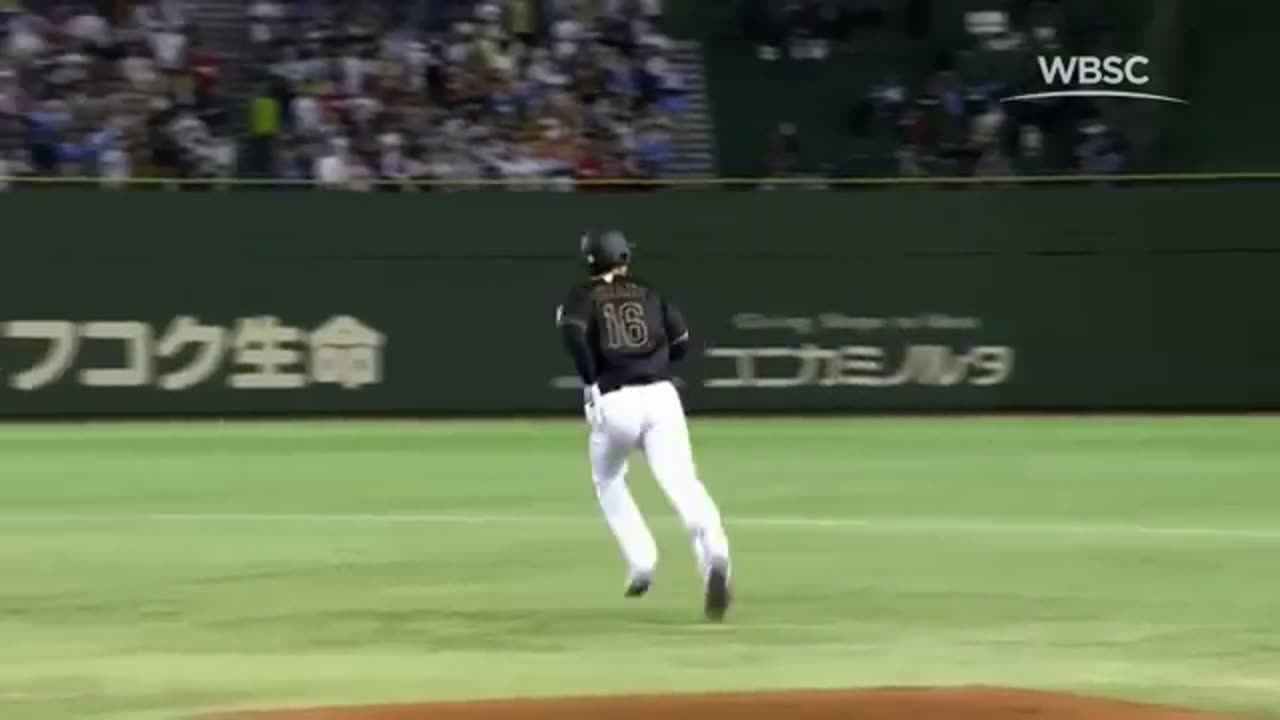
top-left (244, 0), bottom-right (683, 189)
top-left (1, 0), bottom-right (685, 189)
top-left (1, 0), bottom-right (1138, 188)
top-left (0, 0), bottom-right (234, 188)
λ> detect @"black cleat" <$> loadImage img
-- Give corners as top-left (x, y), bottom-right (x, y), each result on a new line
top-left (624, 575), bottom-right (651, 598)
top-left (704, 562), bottom-right (731, 621)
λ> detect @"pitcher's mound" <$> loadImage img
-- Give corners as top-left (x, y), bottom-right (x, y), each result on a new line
top-left (216, 687), bottom-right (1243, 720)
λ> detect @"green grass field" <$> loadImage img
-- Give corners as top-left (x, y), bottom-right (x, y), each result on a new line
top-left (1, 418), bottom-right (1278, 720)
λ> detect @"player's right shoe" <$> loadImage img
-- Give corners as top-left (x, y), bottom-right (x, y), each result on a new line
top-left (704, 561), bottom-right (731, 621)
top-left (624, 573), bottom-right (652, 598)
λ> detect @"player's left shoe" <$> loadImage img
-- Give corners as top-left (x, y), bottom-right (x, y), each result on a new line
top-left (704, 561), bottom-right (731, 621)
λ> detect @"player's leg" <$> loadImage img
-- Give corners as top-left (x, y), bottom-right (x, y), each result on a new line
top-left (590, 389), bottom-right (658, 595)
top-left (639, 382), bottom-right (732, 617)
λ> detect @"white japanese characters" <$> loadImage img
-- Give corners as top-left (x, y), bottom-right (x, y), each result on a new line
top-left (3, 315), bottom-right (385, 391)
top-left (229, 316), bottom-right (306, 390)
top-left (6, 321), bottom-right (79, 391)
top-left (81, 321), bottom-right (153, 387)
top-left (309, 315), bottom-right (385, 390)
top-left (156, 316), bottom-right (227, 390)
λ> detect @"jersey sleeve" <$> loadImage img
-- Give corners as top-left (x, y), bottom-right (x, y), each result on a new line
top-left (557, 286), bottom-right (598, 385)
top-left (556, 286), bottom-right (592, 332)
top-left (663, 298), bottom-right (689, 343)
top-left (663, 298), bottom-right (691, 362)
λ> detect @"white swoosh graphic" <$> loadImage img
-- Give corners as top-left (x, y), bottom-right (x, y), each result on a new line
top-left (1000, 90), bottom-right (1189, 104)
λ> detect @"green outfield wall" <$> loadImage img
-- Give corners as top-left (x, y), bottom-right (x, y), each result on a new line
top-left (1, 186), bottom-right (1276, 416)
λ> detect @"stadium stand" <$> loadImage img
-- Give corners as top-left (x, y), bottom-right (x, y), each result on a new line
top-left (1, 0), bottom-right (235, 184)
top-left (1, 0), bottom-right (1275, 187)
top-left (2, 0), bottom-right (695, 188)
top-left (241, 0), bottom-right (696, 189)
top-left (703, 0), bottom-right (1159, 179)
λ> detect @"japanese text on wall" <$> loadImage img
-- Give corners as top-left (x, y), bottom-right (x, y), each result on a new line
top-left (3, 315), bottom-right (385, 391)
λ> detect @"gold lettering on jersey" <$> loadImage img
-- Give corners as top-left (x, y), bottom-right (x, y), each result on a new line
top-left (590, 282), bottom-right (645, 302)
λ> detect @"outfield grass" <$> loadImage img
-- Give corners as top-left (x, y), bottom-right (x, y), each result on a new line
top-left (0, 418), bottom-right (1277, 720)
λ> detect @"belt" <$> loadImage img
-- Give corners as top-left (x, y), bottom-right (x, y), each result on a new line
top-left (599, 377), bottom-right (662, 395)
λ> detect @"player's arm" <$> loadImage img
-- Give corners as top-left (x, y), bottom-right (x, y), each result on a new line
top-left (663, 298), bottom-right (691, 362)
top-left (557, 288), bottom-right (598, 385)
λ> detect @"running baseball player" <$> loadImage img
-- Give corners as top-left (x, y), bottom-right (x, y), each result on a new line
top-left (555, 230), bottom-right (733, 621)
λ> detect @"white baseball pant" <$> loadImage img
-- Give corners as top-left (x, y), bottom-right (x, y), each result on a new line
top-left (588, 380), bottom-right (731, 584)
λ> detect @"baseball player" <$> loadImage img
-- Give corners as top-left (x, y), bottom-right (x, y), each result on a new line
top-left (556, 230), bottom-right (733, 621)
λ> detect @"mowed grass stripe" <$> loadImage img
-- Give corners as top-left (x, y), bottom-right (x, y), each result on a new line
top-left (1, 512), bottom-right (1279, 541)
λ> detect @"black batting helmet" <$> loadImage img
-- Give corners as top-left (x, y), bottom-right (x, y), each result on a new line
top-left (581, 230), bottom-right (632, 274)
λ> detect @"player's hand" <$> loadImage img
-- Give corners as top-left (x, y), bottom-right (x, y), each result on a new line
top-left (583, 384), bottom-right (604, 427)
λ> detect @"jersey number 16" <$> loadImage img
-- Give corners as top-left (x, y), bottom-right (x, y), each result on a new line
top-left (601, 301), bottom-right (650, 350)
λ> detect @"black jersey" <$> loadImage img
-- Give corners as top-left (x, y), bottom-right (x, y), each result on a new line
top-left (556, 273), bottom-right (690, 393)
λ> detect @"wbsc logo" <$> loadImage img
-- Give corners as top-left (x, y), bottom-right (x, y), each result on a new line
top-left (1001, 55), bottom-right (1189, 104)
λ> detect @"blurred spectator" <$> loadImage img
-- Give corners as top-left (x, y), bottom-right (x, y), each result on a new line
top-left (376, 128), bottom-right (415, 189)
top-left (505, 0), bottom-right (535, 45)
top-left (1018, 123), bottom-right (1046, 173)
top-left (247, 84), bottom-right (281, 177)
top-left (969, 99), bottom-right (1011, 176)
top-left (1076, 122), bottom-right (1127, 175)
top-left (94, 117), bottom-right (134, 188)
top-left (248, 0), bottom-right (285, 47)
top-left (315, 135), bottom-right (372, 190)
top-left (633, 114), bottom-right (673, 176)
top-left (166, 103), bottom-right (237, 180)
top-left (744, 0), bottom-right (854, 62)
top-left (188, 30), bottom-right (224, 115)
top-left (65, 4), bottom-right (112, 49)
top-left (276, 137), bottom-right (310, 182)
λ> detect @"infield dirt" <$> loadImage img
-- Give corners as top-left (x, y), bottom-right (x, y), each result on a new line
top-left (213, 687), bottom-right (1247, 720)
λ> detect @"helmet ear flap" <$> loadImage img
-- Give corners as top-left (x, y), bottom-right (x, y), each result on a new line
top-left (581, 232), bottom-right (599, 271)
